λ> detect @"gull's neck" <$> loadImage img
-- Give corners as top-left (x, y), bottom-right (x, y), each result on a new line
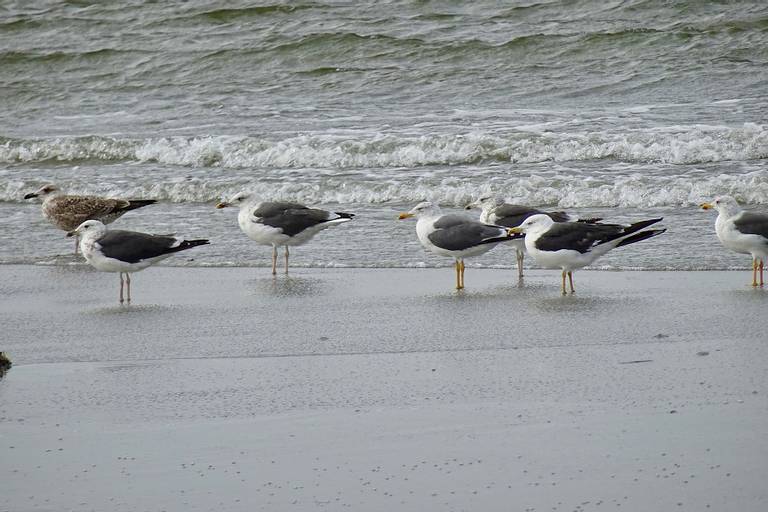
top-left (40, 191), bottom-right (64, 204)
top-left (82, 226), bottom-right (107, 242)
top-left (717, 204), bottom-right (742, 220)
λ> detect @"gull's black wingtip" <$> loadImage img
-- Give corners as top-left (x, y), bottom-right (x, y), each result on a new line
top-left (616, 228), bottom-right (666, 248)
top-left (178, 239), bottom-right (210, 251)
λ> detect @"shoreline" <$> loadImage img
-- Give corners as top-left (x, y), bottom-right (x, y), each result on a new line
top-left (2, 265), bottom-right (767, 511)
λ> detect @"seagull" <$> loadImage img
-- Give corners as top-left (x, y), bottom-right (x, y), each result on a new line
top-left (465, 195), bottom-right (601, 278)
top-left (67, 220), bottom-right (209, 304)
top-left (24, 184), bottom-right (157, 253)
top-left (398, 201), bottom-right (521, 289)
top-left (701, 195), bottom-right (768, 287)
top-left (216, 192), bottom-right (355, 274)
top-left (509, 214), bottom-right (665, 295)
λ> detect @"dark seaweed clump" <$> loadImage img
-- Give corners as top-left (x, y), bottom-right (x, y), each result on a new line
top-left (0, 352), bottom-right (11, 378)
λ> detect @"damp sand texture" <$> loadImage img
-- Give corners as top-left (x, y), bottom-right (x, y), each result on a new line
top-left (1, 266), bottom-right (767, 511)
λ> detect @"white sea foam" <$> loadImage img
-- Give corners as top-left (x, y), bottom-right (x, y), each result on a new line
top-left (6, 168), bottom-right (768, 207)
top-left (2, 123), bottom-right (766, 168)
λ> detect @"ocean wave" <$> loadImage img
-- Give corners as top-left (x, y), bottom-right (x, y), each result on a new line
top-left (2, 123), bottom-right (766, 168)
top-left (0, 48), bottom-right (135, 65)
top-left (195, 4), bottom-right (316, 22)
top-left (6, 168), bottom-right (768, 208)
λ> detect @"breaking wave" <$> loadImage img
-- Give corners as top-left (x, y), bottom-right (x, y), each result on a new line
top-left (2, 123), bottom-right (766, 168)
top-left (5, 169), bottom-right (768, 208)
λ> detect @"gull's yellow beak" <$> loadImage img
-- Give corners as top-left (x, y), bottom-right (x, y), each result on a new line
top-left (66, 229), bottom-right (77, 238)
top-left (398, 212), bottom-right (414, 220)
top-left (508, 227), bottom-right (524, 235)
top-left (700, 202), bottom-right (713, 210)
top-left (215, 202), bottom-right (230, 209)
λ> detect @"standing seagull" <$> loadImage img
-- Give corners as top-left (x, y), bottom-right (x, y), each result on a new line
top-left (509, 215), bottom-right (665, 295)
top-left (701, 196), bottom-right (768, 287)
top-left (465, 195), bottom-right (600, 278)
top-left (24, 184), bottom-right (156, 253)
top-left (216, 192), bottom-right (354, 274)
top-left (67, 220), bottom-right (209, 304)
top-left (398, 201), bottom-right (521, 289)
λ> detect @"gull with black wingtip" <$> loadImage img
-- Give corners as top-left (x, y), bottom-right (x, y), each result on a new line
top-left (701, 195), bottom-right (768, 287)
top-left (216, 192), bottom-right (354, 275)
top-left (399, 201), bottom-right (521, 290)
top-left (509, 214), bottom-right (665, 295)
top-left (465, 195), bottom-right (601, 278)
top-left (68, 220), bottom-right (209, 304)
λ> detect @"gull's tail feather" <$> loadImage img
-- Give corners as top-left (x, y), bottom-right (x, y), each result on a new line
top-left (122, 199), bottom-right (157, 212)
top-left (168, 239), bottom-right (210, 254)
top-left (623, 218), bottom-right (663, 235)
top-left (616, 229), bottom-right (666, 248)
top-left (480, 231), bottom-right (525, 246)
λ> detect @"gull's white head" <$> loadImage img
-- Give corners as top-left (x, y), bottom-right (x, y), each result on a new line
top-left (67, 219), bottom-right (107, 239)
top-left (398, 201), bottom-right (442, 220)
top-left (508, 213), bottom-right (554, 235)
top-left (700, 196), bottom-right (742, 216)
top-left (465, 195), bottom-right (503, 211)
top-left (24, 184), bottom-right (61, 200)
top-left (216, 191), bottom-right (254, 210)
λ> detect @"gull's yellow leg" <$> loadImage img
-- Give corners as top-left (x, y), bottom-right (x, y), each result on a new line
top-left (284, 246), bottom-right (290, 275)
top-left (126, 273), bottom-right (131, 304)
top-left (568, 271), bottom-right (575, 294)
top-left (271, 246), bottom-right (278, 275)
top-left (459, 260), bottom-right (466, 289)
top-left (455, 260), bottom-right (461, 290)
top-left (752, 258), bottom-right (758, 287)
top-left (561, 270), bottom-right (567, 295)
top-left (119, 273), bottom-right (124, 304)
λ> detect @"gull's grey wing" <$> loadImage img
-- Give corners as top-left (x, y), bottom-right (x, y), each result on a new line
top-left (734, 212), bottom-right (768, 240)
top-left (432, 213), bottom-right (477, 230)
top-left (97, 230), bottom-right (179, 263)
top-left (428, 218), bottom-right (508, 251)
top-left (253, 202), bottom-right (309, 218)
top-left (254, 202), bottom-right (336, 237)
top-left (534, 223), bottom-right (623, 254)
top-left (491, 204), bottom-right (575, 227)
top-left (489, 204), bottom-right (544, 227)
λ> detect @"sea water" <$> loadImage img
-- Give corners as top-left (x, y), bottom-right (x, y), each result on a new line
top-left (1, 1), bottom-right (766, 269)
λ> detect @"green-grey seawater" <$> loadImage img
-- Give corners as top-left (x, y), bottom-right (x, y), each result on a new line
top-left (1, 1), bottom-right (767, 269)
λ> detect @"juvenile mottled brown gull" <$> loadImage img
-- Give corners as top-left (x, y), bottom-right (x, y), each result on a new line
top-left (399, 201), bottom-right (521, 290)
top-left (216, 192), bottom-right (355, 274)
top-left (701, 195), bottom-right (768, 287)
top-left (465, 195), bottom-right (601, 278)
top-left (509, 214), bottom-right (665, 295)
top-left (67, 220), bottom-right (209, 304)
top-left (24, 184), bottom-right (156, 253)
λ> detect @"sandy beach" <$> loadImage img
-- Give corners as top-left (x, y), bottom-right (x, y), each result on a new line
top-left (1, 265), bottom-right (767, 511)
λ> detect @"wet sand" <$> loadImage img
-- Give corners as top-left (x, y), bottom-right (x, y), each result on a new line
top-left (1, 265), bottom-right (767, 511)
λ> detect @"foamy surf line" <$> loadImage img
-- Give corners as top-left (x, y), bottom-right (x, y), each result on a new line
top-left (2, 122), bottom-right (766, 167)
top-left (3, 170), bottom-right (768, 206)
